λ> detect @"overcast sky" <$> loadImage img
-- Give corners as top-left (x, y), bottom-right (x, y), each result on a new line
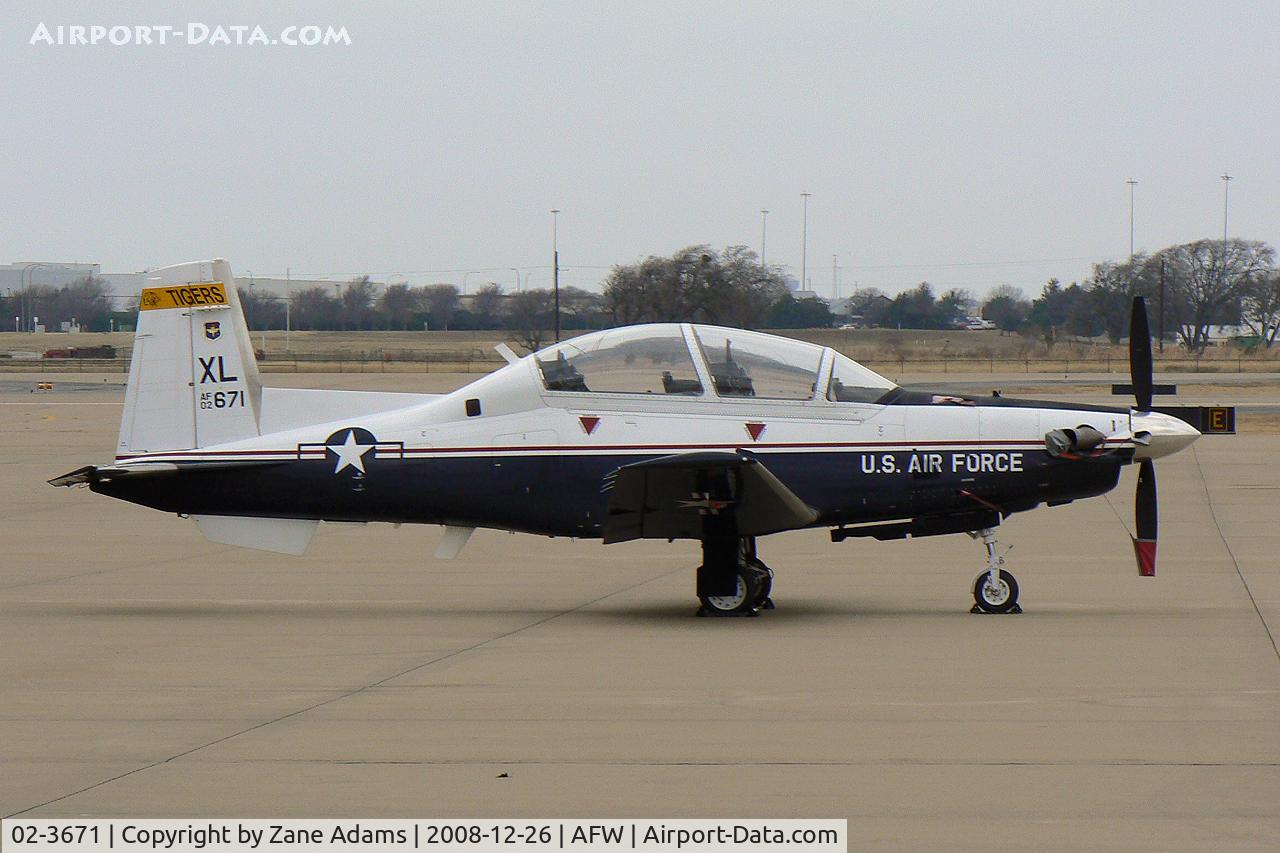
top-left (4, 1), bottom-right (1279, 299)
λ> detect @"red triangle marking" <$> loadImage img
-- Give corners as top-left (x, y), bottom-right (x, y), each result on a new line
top-left (579, 415), bottom-right (600, 435)
top-left (745, 422), bottom-right (766, 441)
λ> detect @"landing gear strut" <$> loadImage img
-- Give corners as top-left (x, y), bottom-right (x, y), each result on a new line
top-left (696, 536), bottom-right (774, 617)
top-left (969, 527), bottom-right (1021, 614)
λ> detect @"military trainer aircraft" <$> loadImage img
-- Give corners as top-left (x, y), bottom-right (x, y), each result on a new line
top-left (52, 259), bottom-right (1222, 616)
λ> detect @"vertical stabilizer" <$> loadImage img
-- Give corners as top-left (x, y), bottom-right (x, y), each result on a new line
top-left (118, 259), bottom-right (262, 455)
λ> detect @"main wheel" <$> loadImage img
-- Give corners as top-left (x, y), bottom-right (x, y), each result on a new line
top-left (746, 559), bottom-right (773, 608)
top-left (699, 568), bottom-right (763, 615)
top-left (972, 568), bottom-right (1019, 614)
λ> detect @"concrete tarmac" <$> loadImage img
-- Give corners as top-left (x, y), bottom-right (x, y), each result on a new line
top-left (2, 373), bottom-right (1278, 849)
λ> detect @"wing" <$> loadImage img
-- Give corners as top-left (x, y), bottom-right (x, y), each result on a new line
top-left (601, 450), bottom-right (818, 544)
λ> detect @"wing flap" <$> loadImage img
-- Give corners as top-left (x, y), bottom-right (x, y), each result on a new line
top-left (602, 450), bottom-right (817, 544)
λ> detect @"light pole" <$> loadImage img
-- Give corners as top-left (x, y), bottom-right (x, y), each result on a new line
top-left (1126, 179), bottom-right (1137, 259)
top-left (278, 293), bottom-right (290, 352)
top-left (1221, 172), bottom-right (1232, 244)
top-left (760, 209), bottom-right (769, 265)
top-left (245, 269), bottom-right (255, 331)
top-left (285, 267), bottom-right (291, 351)
top-left (800, 192), bottom-right (812, 291)
top-left (21, 262), bottom-right (49, 333)
top-left (551, 208), bottom-right (561, 343)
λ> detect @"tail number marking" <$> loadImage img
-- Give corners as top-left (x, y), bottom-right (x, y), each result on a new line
top-left (199, 390), bottom-right (245, 410)
top-left (198, 356), bottom-right (239, 384)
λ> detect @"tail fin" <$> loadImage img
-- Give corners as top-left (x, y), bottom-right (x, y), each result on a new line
top-left (118, 259), bottom-right (262, 455)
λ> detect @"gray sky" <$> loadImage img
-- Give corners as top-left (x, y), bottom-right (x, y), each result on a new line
top-left (5, 0), bottom-right (1279, 299)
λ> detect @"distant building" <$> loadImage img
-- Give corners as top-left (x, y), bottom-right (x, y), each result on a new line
top-left (97, 272), bottom-right (369, 304)
top-left (0, 262), bottom-right (100, 292)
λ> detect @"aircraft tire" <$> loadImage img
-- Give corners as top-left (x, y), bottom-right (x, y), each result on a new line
top-left (972, 568), bottom-right (1019, 614)
top-left (698, 567), bottom-right (763, 616)
top-left (747, 559), bottom-right (773, 608)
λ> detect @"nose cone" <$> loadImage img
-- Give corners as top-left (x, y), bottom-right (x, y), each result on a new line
top-left (1132, 410), bottom-right (1201, 460)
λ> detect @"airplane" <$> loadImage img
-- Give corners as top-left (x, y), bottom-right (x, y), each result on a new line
top-left (51, 259), bottom-right (1224, 617)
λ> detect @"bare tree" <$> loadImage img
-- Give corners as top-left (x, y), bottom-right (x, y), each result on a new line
top-left (558, 286), bottom-right (602, 328)
top-left (1241, 270), bottom-right (1280, 348)
top-left (601, 245), bottom-right (786, 327)
top-left (419, 284), bottom-right (459, 330)
top-left (237, 287), bottom-right (284, 330)
top-left (980, 284), bottom-right (1031, 333)
top-left (292, 286), bottom-right (340, 330)
top-left (507, 289), bottom-right (554, 351)
top-left (471, 283), bottom-right (505, 327)
top-left (845, 287), bottom-right (890, 327)
top-left (341, 276), bottom-right (377, 330)
top-left (379, 283), bottom-right (419, 330)
top-left (1156, 239), bottom-right (1273, 351)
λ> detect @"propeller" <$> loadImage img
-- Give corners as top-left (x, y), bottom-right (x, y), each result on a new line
top-left (1128, 296), bottom-right (1158, 576)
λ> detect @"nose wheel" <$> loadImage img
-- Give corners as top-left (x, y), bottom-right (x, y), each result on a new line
top-left (968, 527), bottom-right (1021, 614)
top-left (972, 568), bottom-right (1020, 613)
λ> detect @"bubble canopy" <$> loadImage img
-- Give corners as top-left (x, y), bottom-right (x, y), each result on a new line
top-left (533, 323), bottom-right (896, 403)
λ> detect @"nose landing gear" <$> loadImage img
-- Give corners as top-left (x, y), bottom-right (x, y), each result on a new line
top-left (969, 527), bottom-right (1021, 614)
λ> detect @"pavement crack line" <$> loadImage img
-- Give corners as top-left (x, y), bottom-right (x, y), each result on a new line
top-left (4, 562), bottom-right (689, 818)
top-left (1191, 445), bottom-right (1280, 668)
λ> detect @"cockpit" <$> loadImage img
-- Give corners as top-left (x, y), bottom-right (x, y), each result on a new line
top-left (534, 324), bottom-right (896, 404)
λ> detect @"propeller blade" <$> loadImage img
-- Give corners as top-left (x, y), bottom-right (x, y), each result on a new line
top-left (1132, 458), bottom-right (1158, 576)
top-left (1130, 296), bottom-right (1153, 412)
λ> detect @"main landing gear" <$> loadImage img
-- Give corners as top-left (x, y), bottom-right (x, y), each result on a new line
top-left (968, 526), bottom-right (1021, 614)
top-left (696, 536), bottom-right (775, 617)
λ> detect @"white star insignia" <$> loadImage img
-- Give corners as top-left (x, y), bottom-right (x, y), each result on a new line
top-left (328, 429), bottom-right (374, 474)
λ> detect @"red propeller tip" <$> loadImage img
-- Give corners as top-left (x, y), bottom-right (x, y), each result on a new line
top-left (1132, 538), bottom-right (1157, 577)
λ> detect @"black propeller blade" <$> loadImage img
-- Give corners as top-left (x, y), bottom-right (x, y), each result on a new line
top-left (1132, 458), bottom-right (1158, 576)
top-left (1129, 297), bottom-right (1158, 575)
top-left (1129, 296), bottom-right (1153, 412)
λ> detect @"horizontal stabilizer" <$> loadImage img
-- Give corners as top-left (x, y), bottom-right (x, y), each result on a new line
top-left (193, 515), bottom-right (318, 556)
top-left (49, 463), bottom-right (179, 486)
top-left (49, 460), bottom-right (284, 487)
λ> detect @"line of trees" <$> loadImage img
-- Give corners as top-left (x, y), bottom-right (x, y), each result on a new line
top-left (844, 238), bottom-right (1279, 352)
top-left (240, 246), bottom-right (835, 345)
top-left (984, 238), bottom-right (1278, 351)
top-left (238, 277), bottom-right (609, 351)
top-left (9, 237), bottom-right (1276, 354)
top-left (0, 277), bottom-right (122, 331)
